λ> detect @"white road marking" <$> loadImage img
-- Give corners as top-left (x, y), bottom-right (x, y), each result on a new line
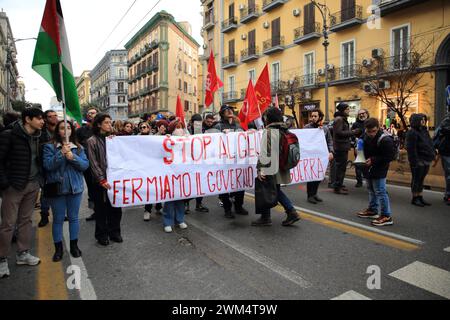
top-left (187, 219), bottom-right (312, 289)
top-left (245, 192), bottom-right (425, 246)
top-left (389, 261), bottom-right (450, 299)
top-left (63, 223), bottom-right (97, 300)
top-left (444, 247), bottom-right (450, 253)
top-left (332, 290), bottom-right (372, 300)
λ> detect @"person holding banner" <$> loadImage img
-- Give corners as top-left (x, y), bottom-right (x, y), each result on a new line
top-left (87, 114), bottom-right (123, 246)
top-left (43, 120), bottom-right (89, 261)
top-left (214, 105), bottom-right (249, 219)
top-left (304, 109), bottom-right (334, 204)
top-left (252, 107), bottom-right (300, 227)
top-left (162, 120), bottom-right (189, 233)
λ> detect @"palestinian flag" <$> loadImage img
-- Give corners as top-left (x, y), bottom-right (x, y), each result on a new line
top-left (32, 0), bottom-right (81, 124)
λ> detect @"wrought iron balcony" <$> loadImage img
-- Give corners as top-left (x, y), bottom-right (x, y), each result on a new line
top-left (300, 74), bottom-right (319, 88)
top-left (329, 5), bottom-right (363, 32)
top-left (263, 36), bottom-right (285, 55)
top-left (240, 5), bottom-right (259, 24)
top-left (294, 23), bottom-right (322, 45)
top-left (328, 64), bottom-right (363, 85)
top-left (204, 10), bottom-right (215, 30)
top-left (262, 0), bottom-right (286, 12)
top-left (222, 55), bottom-right (238, 69)
top-left (112, 89), bottom-right (128, 94)
top-left (241, 46), bottom-right (260, 62)
top-left (222, 17), bottom-right (238, 33)
top-left (378, 0), bottom-right (426, 17)
top-left (371, 54), bottom-right (412, 74)
top-left (222, 91), bottom-right (239, 103)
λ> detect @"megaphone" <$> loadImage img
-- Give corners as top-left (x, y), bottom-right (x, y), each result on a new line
top-left (354, 138), bottom-right (367, 165)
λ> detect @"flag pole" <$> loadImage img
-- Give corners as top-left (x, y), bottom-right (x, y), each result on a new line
top-left (59, 61), bottom-right (69, 144)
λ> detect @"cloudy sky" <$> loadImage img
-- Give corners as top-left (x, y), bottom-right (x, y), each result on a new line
top-left (2, 0), bottom-right (203, 109)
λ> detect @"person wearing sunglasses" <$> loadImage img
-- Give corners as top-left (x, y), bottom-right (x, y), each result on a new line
top-left (138, 122), bottom-right (151, 136)
top-left (351, 109), bottom-right (370, 188)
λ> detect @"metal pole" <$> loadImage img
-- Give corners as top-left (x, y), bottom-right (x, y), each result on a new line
top-left (59, 62), bottom-right (69, 144)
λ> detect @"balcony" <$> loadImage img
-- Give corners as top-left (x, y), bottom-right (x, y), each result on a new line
top-left (204, 11), bottom-right (215, 30)
top-left (222, 17), bottom-right (238, 33)
top-left (240, 5), bottom-right (259, 24)
top-left (151, 63), bottom-right (159, 72)
top-left (263, 36), bottom-right (285, 55)
top-left (372, 54), bottom-right (412, 75)
top-left (241, 47), bottom-right (260, 62)
top-left (139, 87), bottom-right (152, 96)
top-left (328, 64), bottom-right (362, 85)
top-left (294, 23), bottom-right (322, 45)
top-left (222, 55), bottom-right (238, 69)
top-left (299, 74), bottom-right (319, 88)
top-left (150, 84), bottom-right (160, 93)
top-left (150, 40), bottom-right (160, 50)
top-left (128, 92), bottom-right (140, 101)
top-left (222, 91), bottom-right (239, 103)
top-left (329, 5), bottom-right (363, 32)
top-left (262, 0), bottom-right (286, 12)
top-left (112, 89), bottom-right (128, 95)
top-left (270, 81), bottom-right (286, 95)
top-left (378, 0), bottom-right (426, 17)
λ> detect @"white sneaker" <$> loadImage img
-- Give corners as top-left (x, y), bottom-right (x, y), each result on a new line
top-left (164, 226), bottom-right (173, 233)
top-left (143, 212), bottom-right (151, 221)
top-left (16, 251), bottom-right (40, 266)
top-left (179, 223), bottom-right (188, 230)
top-left (0, 259), bottom-right (10, 278)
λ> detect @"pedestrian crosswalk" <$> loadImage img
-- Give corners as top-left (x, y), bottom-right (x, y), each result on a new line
top-left (333, 261), bottom-right (450, 300)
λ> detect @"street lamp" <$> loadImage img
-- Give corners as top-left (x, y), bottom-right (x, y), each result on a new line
top-left (311, 0), bottom-right (330, 121)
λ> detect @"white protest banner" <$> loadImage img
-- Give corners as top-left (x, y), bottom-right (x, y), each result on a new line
top-left (106, 129), bottom-right (329, 208)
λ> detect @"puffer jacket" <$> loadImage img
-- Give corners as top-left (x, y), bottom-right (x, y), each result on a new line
top-left (257, 122), bottom-right (292, 185)
top-left (0, 121), bottom-right (44, 190)
top-left (333, 112), bottom-right (357, 152)
top-left (43, 143), bottom-right (89, 195)
top-left (86, 135), bottom-right (108, 184)
top-left (406, 114), bottom-right (436, 167)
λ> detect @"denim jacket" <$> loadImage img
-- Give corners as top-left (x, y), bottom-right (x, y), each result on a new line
top-left (43, 143), bottom-right (89, 195)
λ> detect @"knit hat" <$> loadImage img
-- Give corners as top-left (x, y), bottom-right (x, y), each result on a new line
top-left (336, 103), bottom-right (350, 112)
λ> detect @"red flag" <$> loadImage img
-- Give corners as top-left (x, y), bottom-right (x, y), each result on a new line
top-left (205, 50), bottom-right (223, 107)
top-left (176, 95), bottom-right (185, 125)
top-left (239, 80), bottom-right (261, 130)
top-left (254, 63), bottom-right (271, 114)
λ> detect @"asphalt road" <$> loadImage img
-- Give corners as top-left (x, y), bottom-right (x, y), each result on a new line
top-left (1, 178), bottom-right (449, 300)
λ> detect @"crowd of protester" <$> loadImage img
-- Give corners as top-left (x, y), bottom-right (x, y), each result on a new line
top-left (0, 100), bottom-right (449, 278)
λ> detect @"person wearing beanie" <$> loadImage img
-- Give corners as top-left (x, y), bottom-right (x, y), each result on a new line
top-left (213, 105), bottom-right (248, 219)
top-left (333, 103), bottom-right (362, 195)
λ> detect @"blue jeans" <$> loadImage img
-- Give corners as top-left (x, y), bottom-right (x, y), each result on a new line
top-left (40, 192), bottom-right (50, 216)
top-left (163, 201), bottom-right (185, 227)
top-left (259, 185), bottom-right (294, 215)
top-left (367, 178), bottom-right (391, 217)
top-left (49, 193), bottom-right (83, 243)
top-left (442, 156), bottom-right (450, 197)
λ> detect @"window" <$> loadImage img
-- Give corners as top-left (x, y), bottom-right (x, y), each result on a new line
top-left (119, 69), bottom-right (124, 78)
top-left (118, 82), bottom-right (124, 92)
top-left (118, 96), bottom-right (126, 103)
top-left (341, 40), bottom-right (355, 78)
top-left (153, 74), bottom-right (157, 87)
top-left (178, 79), bottom-right (182, 90)
top-left (304, 3), bottom-right (316, 35)
top-left (391, 24), bottom-right (410, 70)
top-left (248, 29), bottom-right (256, 54)
top-left (188, 64), bottom-right (192, 75)
top-left (271, 18), bottom-right (281, 46)
top-left (194, 86), bottom-right (197, 96)
top-left (248, 69), bottom-right (256, 84)
top-left (304, 52), bottom-right (315, 85)
top-left (228, 39), bottom-right (235, 61)
top-left (188, 84), bottom-right (192, 94)
top-left (184, 62), bottom-right (187, 73)
top-left (184, 81), bottom-right (188, 93)
top-left (184, 100), bottom-right (190, 112)
top-left (228, 75), bottom-right (235, 93)
top-left (271, 62), bottom-right (280, 85)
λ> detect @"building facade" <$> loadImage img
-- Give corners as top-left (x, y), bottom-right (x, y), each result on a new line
top-left (125, 11), bottom-right (200, 119)
top-left (76, 70), bottom-right (91, 107)
top-left (0, 11), bottom-right (19, 116)
top-left (90, 50), bottom-right (128, 120)
top-left (200, 0), bottom-right (450, 128)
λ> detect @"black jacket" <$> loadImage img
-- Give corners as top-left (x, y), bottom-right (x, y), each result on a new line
top-left (333, 112), bottom-right (357, 152)
top-left (436, 114), bottom-right (450, 156)
top-left (406, 114), bottom-right (436, 167)
top-left (213, 119), bottom-right (243, 132)
top-left (0, 121), bottom-right (44, 190)
top-left (363, 130), bottom-right (395, 179)
top-left (76, 125), bottom-right (94, 149)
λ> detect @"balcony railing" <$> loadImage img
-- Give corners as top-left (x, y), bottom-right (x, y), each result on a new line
top-left (262, 0), bottom-right (286, 12)
top-left (112, 89), bottom-right (128, 94)
top-left (263, 36), bottom-right (285, 55)
top-left (241, 46), bottom-right (259, 62)
top-left (294, 23), bottom-right (322, 45)
top-left (373, 54), bottom-right (412, 74)
top-left (325, 64), bottom-right (362, 84)
top-left (378, 0), bottom-right (425, 17)
top-left (240, 5), bottom-right (259, 24)
top-left (223, 91), bottom-right (239, 103)
top-left (222, 17), bottom-right (238, 33)
top-left (204, 10), bottom-right (215, 30)
top-left (329, 5), bottom-right (363, 32)
top-left (222, 55), bottom-right (238, 69)
top-left (301, 74), bottom-right (318, 87)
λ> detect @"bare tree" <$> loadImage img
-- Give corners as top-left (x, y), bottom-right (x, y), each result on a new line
top-left (360, 36), bottom-right (438, 131)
